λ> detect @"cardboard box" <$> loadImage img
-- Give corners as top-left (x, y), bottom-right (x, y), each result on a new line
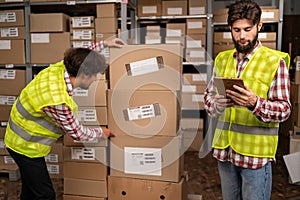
top-left (30, 32), bottom-right (70, 64)
top-left (214, 32), bottom-right (232, 43)
top-left (95, 17), bottom-right (117, 33)
top-left (70, 16), bottom-right (95, 29)
top-left (70, 29), bottom-right (95, 41)
top-left (138, 0), bottom-right (162, 17)
top-left (166, 23), bottom-right (186, 37)
top-left (182, 84), bottom-right (206, 93)
top-left (0, 39), bottom-right (25, 64)
top-left (146, 25), bottom-right (161, 36)
top-left (181, 93), bottom-right (204, 109)
top-left (63, 195), bottom-right (105, 200)
top-left (64, 178), bottom-right (107, 198)
top-left (109, 44), bottom-right (183, 91)
top-left (73, 79), bottom-right (107, 106)
top-left (258, 32), bottom-right (277, 42)
top-left (185, 47), bottom-right (206, 63)
top-left (96, 3), bottom-right (117, 18)
top-left (188, 0), bottom-right (206, 15)
top-left (213, 42), bottom-right (235, 58)
top-left (71, 40), bottom-right (94, 48)
top-left (261, 7), bottom-right (279, 22)
top-left (95, 33), bottom-right (116, 42)
top-left (162, 0), bottom-right (188, 16)
top-left (108, 90), bottom-right (180, 137)
top-left (110, 135), bottom-right (184, 182)
top-left (108, 176), bottom-right (187, 199)
top-left (0, 9), bottom-right (24, 27)
top-left (47, 163), bottom-right (63, 178)
top-left (63, 131), bottom-right (108, 147)
top-left (0, 26), bottom-right (26, 39)
top-left (63, 146), bottom-right (107, 164)
top-left (262, 41), bottom-right (276, 50)
top-left (77, 106), bottom-right (108, 126)
top-left (181, 118), bottom-right (204, 130)
top-left (291, 83), bottom-right (300, 103)
top-left (186, 34), bottom-right (206, 48)
top-left (213, 9), bottom-right (228, 24)
top-left (0, 105), bottom-right (12, 122)
top-left (45, 142), bottom-right (63, 163)
top-left (0, 69), bottom-right (26, 96)
top-left (145, 35), bottom-right (162, 44)
top-left (64, 161), bottom-right (107, 181)
top-left (182, 73), bottom-right (206, 85)
top-left (165, 36), bottom-right (185, 46)
top-left (186, 18), bottom-right (206, 34)
top-left (30, 13), bottom-right (69, 33)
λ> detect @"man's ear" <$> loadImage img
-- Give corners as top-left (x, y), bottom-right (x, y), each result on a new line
top-left (257, 20), bottom-right (263, 32)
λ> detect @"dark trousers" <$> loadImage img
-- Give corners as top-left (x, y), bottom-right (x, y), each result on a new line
top-left (7, 148), bottom-right (56, 200)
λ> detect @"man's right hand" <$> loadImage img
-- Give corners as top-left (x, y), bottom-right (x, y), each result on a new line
top-left (215, 94), bottom-right (234, 112)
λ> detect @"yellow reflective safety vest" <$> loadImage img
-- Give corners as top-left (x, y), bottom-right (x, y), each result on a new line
top-left (212, 46), bottom-right (290, 158)
top-left (5, 61), bottom-right (78, 158)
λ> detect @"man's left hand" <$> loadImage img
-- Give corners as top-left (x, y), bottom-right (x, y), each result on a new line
top-left (104, 38), bottom-right (126, 48)
top-left (226, 85), bottom-right (257, 109)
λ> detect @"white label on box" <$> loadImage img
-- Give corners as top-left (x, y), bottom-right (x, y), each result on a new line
top-left (72, 41), bottom-right (92, 48)
top-left (258, 33), bottom-right (267, 39)
top-left (73, 30), bottom-right (92, 40)
top-left (0, 139), bottom-right (4, 149)
top-left (262, 11), bottom-right (275, 19)
top-left (31, 33), bottom-right (50, 43)
top-left (1, 27), bottom-right (18, 37)
top-left (187, 40), bottom-right (202, 48)
top-left (223, 32), bottom-right (232, 39)
top-left (5, 0), bottom-right (23, 2)
top-left (71, 147), bottom-right (95, 160)
top-left (182, 85), bottom-right (196, 93)
top-left (0, 122), bottom-right (7, 127)
top-left (165, 38), bottom-right (181, 44)
top-left (4, 156), bottom-right (15, 164)
top-left (129, 57), bottom-right (160, 76)
top-left (72, 17), bottom-right (91, 28)
top-left (0, 95), bottom-right (16, 105)
top-left (190, 7), bottom-right (205, 15)
top-left (45, 154), bottom-right (59, 163)
top-left (73, 88), bottom-right (88, 96)
top-left (0, 12), bottom-right (16, 23)
top-left (192, 73), bottom-right (206, 82)
top-left (188, 21), bottom-right (203, 29)
top-left (192, 94), bottom-right (204, 102)
top-left (0, 40), bottom-right (11, 50)
top-left (0, 70), bottom-right (16, 79)
top-left (296, 61), bottom-right (300, 71)
top-left (124, 147), bottom-right (162, 176)
top-left (190, 50), bottom-right (205, 58)
top-left (47, 164), bottom-right (60, 174)
top-left (166, 29), bottom-right (182, 37)
top-left (145, 39), bottom-right (161, 44)
top-left (126, 104), bottom-right (156, 121)
top-left (167, 8), bottom-right (183, 15)
top-left (78, 109), bottom-right (97, 122)
top-left (142, 6), bottom-right (157, 14)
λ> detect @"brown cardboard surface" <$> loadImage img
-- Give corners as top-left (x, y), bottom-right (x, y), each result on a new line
top-left (63, 161), bottom-right (107, 181)
top-left (181, 93), bottom-right (204, 110)
top-left (109, 44), bottom-right (183, 91)
top-left (110, 135), bottom-right (184, 182)
top-left (0, 39), bottom-right (25, 64)
top-left (0, 26), bottom-right (26, 39)
top-left (108, 176), bottom-right (187, 199)
top-left (162, 0), bottom-right (187, 16)
top-left (77, 106), bottom-right (108, 126)
top-left (186, 33), bottom-right (206, 48)
top-left (0, 10), bottom-right (24, 27)
top-left (96, 3), bottom-right (117, 18)
top-left (186, 18), bottom-right (206, 34)
top-left (45, 142), bottom-right (63, 163)
top-left (188, 0), bottom-right (206, 15)
top-left (30, 13), bottom-right (69, 33)
top-left (166, 23), bottom-right (186, 37)
top-left (108, 90), bottom-right (180, 137)
top-left (30, 32), bottom-right (70, 64)
top-left (95, 17), bottom-right (117, 34)
top-left (63, 146), bottom-right (107, 164)
top-left (0, 105), bottom-right (12, 122)
top-left (0, 69), bottom-right (26, 96)
top-left (63, 195), bottom-right (105, 200)
top-left (182, 73), bottom-right (206, 85)
top-left (138, 0), bottom-right (162, 17)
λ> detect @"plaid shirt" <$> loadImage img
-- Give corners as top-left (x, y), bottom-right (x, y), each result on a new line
top-left (204, 41), bottom-right (291, 169)
top-left (42, 70), bottom-right (103, 141)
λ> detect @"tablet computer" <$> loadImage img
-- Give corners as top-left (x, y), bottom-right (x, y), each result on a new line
top-left (214, 77), bottom-right (244, 96)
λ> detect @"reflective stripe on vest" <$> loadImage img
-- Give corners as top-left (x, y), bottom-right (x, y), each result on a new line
top-left (8, 99), bottom-right (64, 146)
top-left (216, 122), bottom-right (279, 136)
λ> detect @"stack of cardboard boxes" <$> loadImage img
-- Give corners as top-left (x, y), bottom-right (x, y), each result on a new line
top-left (0, 9), bottom-right (26, 64)
top-left (70, 16), bottom-right (95, 48)
top-left (107, 44), bottom-right (187, 199)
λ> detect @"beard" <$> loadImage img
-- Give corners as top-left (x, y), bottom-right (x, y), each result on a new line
top-left (233, 34), bottom-right (258, 54)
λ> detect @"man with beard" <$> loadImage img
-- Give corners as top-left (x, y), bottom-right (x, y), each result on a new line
top-left (4, 38), bottom-right (125, 200)
top-left (204, 1), bottom-right (291, 199)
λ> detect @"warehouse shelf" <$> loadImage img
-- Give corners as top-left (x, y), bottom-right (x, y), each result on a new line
top-left (138, 14), bottom-right (209, 20)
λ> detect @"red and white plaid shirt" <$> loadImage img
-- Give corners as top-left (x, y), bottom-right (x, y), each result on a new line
top-left (204, 41), bottom-right (291, 169)
top-left (42, 43), bottom-right (106, 141)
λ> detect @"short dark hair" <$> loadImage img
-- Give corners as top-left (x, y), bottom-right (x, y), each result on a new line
top-left (63, 48), bottom-right (107, 77)
top-left (227, 0), bottom-right (262, 27)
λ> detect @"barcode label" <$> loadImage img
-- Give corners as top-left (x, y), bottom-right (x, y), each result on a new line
top-left (72, 41), bottom-right (92, 48)
top-left (72, 17), bottom-right (92, 28)
top-left (45, 154), bottom-right (58, 163)
top-left (0, 12), bottom-right (16, 23)
top-left (47, 164), bottom-right (60, 174)
top-left (4, 156), bottom-right (15, 164)
top-left (1, 27), bottom-right (18, 37)
top-left (0, 95), bottom-right (16, 105)
top-left (78, 109), bottom-right (97, 122)
top-left (72, 30), bottom-right (93, 40)
top-left (71, 147), bottom-right (95, 160)
top-left (0, 69), bottom-right (16, 79)
top-left (73, 88), bottom-right (88, 96)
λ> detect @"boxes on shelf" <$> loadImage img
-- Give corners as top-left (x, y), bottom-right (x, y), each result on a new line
top-left (213, 8), bottom-right (228, 24)
top-left (186, 34), bottom-right (206, 48)
top-left (0, 26), bottom-right (26, 39)
top-left (188, 0), bottom-right (206, 15)
top-left (96, 3), bottom-right (117, 18)
top-left (95, 17), bottom-right (117, 34)
top-left (108, 176), bottom-right (187, 199)
top-left (110, 134), bottom-right (184, 182)
top-left (30, 32), bottom-right (70, 64)
top-left (162, 0), bottom-right (188, 16)
top-left (70, 29), bottom-right (95, 41)
top-left (0, 69), bottom-right (26, 96)
top-left (138, 0), bottom-right (162, 17)
top-left (145, 35), bottom-right (162, 44)
top-left (70, 16), bottom-right (95, 29)
top-left (186, 18), bottom-right (206, 34)
top-left (261, 7), bottom-right (279, 22)
top-left (165, 36), bottom-right (185, 46)
top-left (185, 47), bottom-right (206, 63)
top-left (0, 9), bottom-right (24, 27)
top-left (109, 44), bottom-right (183, 91)
top-left (30, 13), bottom-right (69, 33)
top-left (166, 23), bottom-right (186, 37)
top-left (0, 39), bottom-right (25, 64)
top-left (107, 89), bottom-right (180, 137)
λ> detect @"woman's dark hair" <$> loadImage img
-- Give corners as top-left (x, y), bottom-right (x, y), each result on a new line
top-left (63, 47), bottom-right (107, 77)
top-left (227, 0), bottom-right (262, 27)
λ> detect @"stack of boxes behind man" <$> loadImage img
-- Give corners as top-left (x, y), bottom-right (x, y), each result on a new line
top-left (107, 43), bottom-right (187, 199)
top-left (0, 8), bottom-right (26, 199)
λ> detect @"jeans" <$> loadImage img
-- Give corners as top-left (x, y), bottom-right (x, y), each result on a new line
top-left (218, 160), bottom-right (272, 200)
top-left (7, 148), bottom-right (56, 200)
